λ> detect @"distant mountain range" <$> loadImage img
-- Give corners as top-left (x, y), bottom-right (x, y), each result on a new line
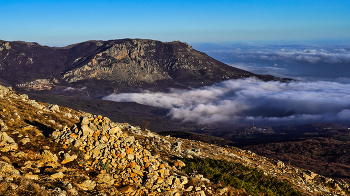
top-left (0, 39), bottom-right (289, 97)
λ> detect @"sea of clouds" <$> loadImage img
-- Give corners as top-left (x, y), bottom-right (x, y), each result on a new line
top-left (103, 77), bottom-right (350, 125)
top-left (200, 43), bottom-right (350, 80)
top-left (103, 44), bottom-right (350, 126)
top-left (208, 45), bottom-right (350, 64)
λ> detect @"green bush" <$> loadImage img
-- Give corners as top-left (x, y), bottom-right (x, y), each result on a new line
top-left (182, 157), bottom-right (303, 196)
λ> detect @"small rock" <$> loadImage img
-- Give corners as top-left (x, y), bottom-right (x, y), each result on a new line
top-left (47, 104), bottom-right (60, 112)
top-left (302, 172), bottom-right (313, 182)
top-left (197, 190), bottom-right (206, 196)
top-left (19, 94), bottom-right (28, 100)
top-left (108, 126), bottom-right (122, 136)
top-left (61, 153), bottom-right (77, 164)
top-left (66, 183), bottom-right (79, 196)
top-left (9, 183), bottom-right (18, 190)
top-left (0, 120), bottom-right (8, 131)
top-left (20, 137), bottom-right (30, 145)
top-left (0, 161), bottom-right (20, 178)
top-left (91, 148), bottom-right (101, 159)
top-left (277, 160), bottom-right (285, 168)
top-left (96, 173), bottom-right (114, 188)
top-left (52, 187), bottom-right (67, 196)
top-left (201, 177), bottom-right (210, 183)
top-left (58, 166), bottom-right (68, 173)
top-left (125, 136), bottom-right (135, 144)
top-left (185, 186), bottom-right (193, 191)
top-left (119, 185), bottom-right (135, 194)
top-left (41, 150), bottom-right (58, 164)
top-left (218, 187), bottom-right (228, 195)
top-left (50, 172), bottom-right (64, 179)
top-left (173, 141), bottom-right (182, 153)
top-left (64, 113), bottom-right (72, 118)
top-left (25, 174), bottom-right (39, 180)
top-left (81, 116), bottom-right (90, 126)
top-left (12, 151), bottom-right (27, 158)
top-left (0, 132), bottom-right (18, 152)
top-left (184, 148), bottom-right (202, 157)
top-left (174, 160), bottom-right (186, 169)
top-left (81, 125), bottom-right (94, 137)
top-left (0, 156), bottom-right (11, 163)
top-left (0, 181), bottom-right (9, 192)
top-left (76, 180), bottom-right (96, 191)
top-left (180, 176), bottom-right (188, 185)
top-left (51, 130), bottom-right (61, 140)
top-left (43, 146), bottom-right (50, 150)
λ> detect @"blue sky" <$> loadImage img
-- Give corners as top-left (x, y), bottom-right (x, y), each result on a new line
top-left (1, 0), bottom-right (349, 46)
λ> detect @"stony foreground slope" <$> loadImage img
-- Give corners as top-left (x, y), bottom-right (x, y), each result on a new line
top-left (0, 85), bottom-right (348, 195)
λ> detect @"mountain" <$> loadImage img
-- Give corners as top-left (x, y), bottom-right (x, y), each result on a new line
top-left (0, 84), bottom-right (348, 195)
top-left (0, 39), bottom-right (288, 97)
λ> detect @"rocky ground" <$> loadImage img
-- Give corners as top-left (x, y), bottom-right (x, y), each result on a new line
top-left (0, 84), bottom-right (349, 195)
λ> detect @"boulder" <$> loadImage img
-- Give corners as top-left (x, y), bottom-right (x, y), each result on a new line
top-left (173, 141), bottom-right (182, 153)
top-left (81, 125), bottom-right (94, 137)
top-left (174, 160), bottom-right (186, 169)
top-left (80, 116), bottom-right (90, 126)
top-left (61, 153), bottom-right (77, 164)
top-left (108, 126), bottom-right (122, 136)
top-left (119, 185), bottom-right (135, 194)
top-left (76, 180), bottom-right (96, 191)
top-left (24, 174), bottom-right (39, 180)
top-left (0, 132), bottom-right (18, 152)
top-left (96, 173), bottom-right (114, 188)
top-left (20, 137), bottom-right (30, 145)
top-left (0, 120), bottom-right (8, 131)
top-left (50, 172), bottom-right (64, 179)
top-left (47, 104), bottom-right (60, 112)
top-left (39, 150), bottom-right (60, 168)
top-left (218, 187), bottom-right (228, 195)
top-left (0, 161), bottom-right (20, 179)
top-left (277, 160), bottom-right (285, 168)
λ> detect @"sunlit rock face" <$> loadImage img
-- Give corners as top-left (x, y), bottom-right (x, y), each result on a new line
top-left (61, 39), bottom-right (254, 86)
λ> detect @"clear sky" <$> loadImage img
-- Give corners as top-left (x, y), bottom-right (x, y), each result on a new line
top-left (1, 0), bottom-right (349, 46)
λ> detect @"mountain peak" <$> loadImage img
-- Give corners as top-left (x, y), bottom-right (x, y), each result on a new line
top-left (0, 38), bottom-right (289, 97)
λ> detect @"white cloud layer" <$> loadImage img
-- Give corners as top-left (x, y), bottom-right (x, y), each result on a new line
top-left (209, 45), bottom-right (350, 64)
top-left (103, 78), bottom-right (350, 125)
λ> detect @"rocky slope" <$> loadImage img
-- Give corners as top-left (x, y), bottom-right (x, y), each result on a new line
top-left (0, 39), bottom-right (288, 96)
top-left (0, 85), bottom-right (348, 195)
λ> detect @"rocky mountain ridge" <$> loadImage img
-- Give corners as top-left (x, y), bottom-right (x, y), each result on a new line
top-left (0, 39), bottom-right (288, 96)
top-left (0, 84), bottom-right (348, 195)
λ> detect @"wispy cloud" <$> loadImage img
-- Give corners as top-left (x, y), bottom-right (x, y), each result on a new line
top-left (229, 63), bottom-right (289, 78)
top-left (103, 78), bottom-right (350, 125)
top-left (207, 45), bottom-right (350, 64)
top-left (199, 44), bottom-right (350, 81)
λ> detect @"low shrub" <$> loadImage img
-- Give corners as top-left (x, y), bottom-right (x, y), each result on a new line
top-left (182, 157), bottom-right (303, 196)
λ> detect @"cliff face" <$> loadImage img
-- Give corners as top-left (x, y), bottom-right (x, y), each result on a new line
top-left (62, 40), bottom-right (173, 85)
top-left (0, 39), bottom-right (279, 94)
top-left (61, 39), bottom-right (253, 87)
